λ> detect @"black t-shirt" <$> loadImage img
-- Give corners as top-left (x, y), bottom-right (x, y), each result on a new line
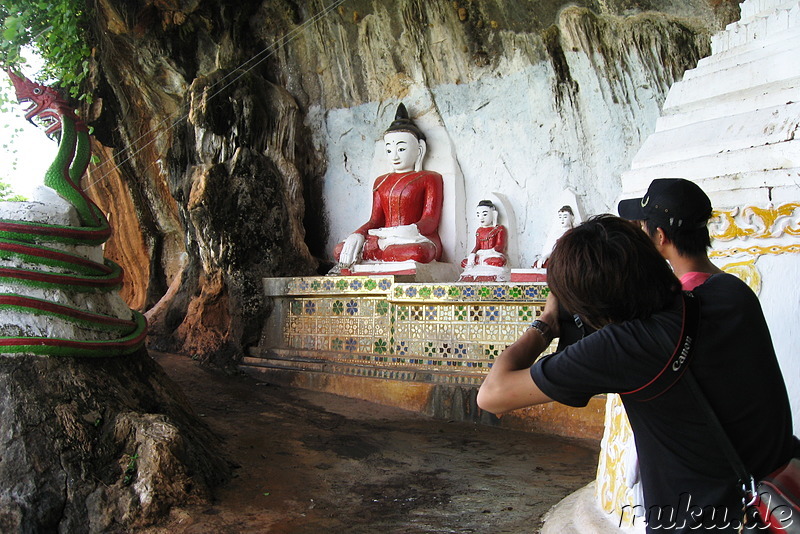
top-left (531, 273), bottom-right (794, 532)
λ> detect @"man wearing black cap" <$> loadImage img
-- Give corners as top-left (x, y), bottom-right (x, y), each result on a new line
top-left (478, 209), bottom-right (796, 531)
top-left (554, 180), bottom-right (722, 356)
top-left (618, 178), bottom-right (722, 290)
top-left (614, 179), bottom-right (724, 520)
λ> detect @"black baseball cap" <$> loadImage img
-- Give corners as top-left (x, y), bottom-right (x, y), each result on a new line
top-left (618, 178), bottom-right (712, 229)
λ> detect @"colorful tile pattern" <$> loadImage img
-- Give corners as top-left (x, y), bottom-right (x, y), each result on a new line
top-left (285, 276), bottom-right (395, 295)
top-left (259, 277), bottom-right (553, 380)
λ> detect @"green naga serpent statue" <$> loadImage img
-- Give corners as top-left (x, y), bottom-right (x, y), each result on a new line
top-left (0, 70), bottom-right (146, 356)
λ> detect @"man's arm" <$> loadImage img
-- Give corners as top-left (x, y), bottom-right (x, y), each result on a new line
top-left (477, 294), bottom-right (560, 414)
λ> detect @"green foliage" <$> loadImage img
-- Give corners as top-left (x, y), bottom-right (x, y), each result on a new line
top-left (0, 0), bottom-right (91, 100)
top-left (122, 453), bottom-right (139, 486)
top-left (0, 178), bottom-right (26, 201)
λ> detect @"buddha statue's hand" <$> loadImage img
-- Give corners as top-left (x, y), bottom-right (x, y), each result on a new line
top-left (394, 223), bottom-right (421, 238)
top-left (465, 252), bottom-right (477, 267)
top-left (369, 223), bottom-right (421, 240)
top-left (339, 233), bottom-right (365, 267)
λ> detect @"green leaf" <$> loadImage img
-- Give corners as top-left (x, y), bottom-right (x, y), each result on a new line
top-left (4, 16), bottom-right (18, 31)
top-left (0, 0), bottom-right (91, 101)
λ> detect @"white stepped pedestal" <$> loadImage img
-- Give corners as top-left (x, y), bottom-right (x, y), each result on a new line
top-left (572, 2), bottom-right (800, 533)
top-left (621, 0), bottom-right (800, 201)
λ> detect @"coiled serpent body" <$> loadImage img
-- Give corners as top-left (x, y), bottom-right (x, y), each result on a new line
top-left (1, 71), bottom-right (147, 356)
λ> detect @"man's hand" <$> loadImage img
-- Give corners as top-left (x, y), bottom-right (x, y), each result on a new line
top-left (540, 293), bottom-right (561, 339)
top-left (476, 296), bottom-right (559, 414)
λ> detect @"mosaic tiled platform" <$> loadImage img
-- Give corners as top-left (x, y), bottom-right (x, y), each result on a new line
top-left (246, 276), bottom-right (553, 386)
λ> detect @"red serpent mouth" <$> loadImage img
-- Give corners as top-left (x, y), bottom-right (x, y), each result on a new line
top-left (19, 103), bottom-right (61, 137)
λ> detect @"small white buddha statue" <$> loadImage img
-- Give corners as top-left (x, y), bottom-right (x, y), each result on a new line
top-left (532, 205), bottom-right (575, 269)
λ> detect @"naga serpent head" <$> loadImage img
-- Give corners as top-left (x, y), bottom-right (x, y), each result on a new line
top-left (6, 69), bottom-right (83, 137)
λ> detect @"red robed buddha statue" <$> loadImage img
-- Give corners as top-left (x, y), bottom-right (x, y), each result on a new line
top-left (333, 104), bottom-right (444, 267)
top-left (459, 200), bottom-right (510, 282)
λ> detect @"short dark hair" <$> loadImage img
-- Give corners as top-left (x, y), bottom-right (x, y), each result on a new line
top-left (643, 219), bottom-right (712, 257)
top-left (548, 215), bottom-right (681, 329)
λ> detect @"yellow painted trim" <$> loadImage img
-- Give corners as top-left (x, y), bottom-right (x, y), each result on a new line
top-left (711, 202), bottom-right (800, 241)
top-left (710, 243), bottom-right (800, 258)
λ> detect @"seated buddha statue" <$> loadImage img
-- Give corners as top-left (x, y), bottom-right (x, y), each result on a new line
top-left (459, 200), bottom-right (510, 282)
top-left (333, 104), bottom-right (444, 268)
top-left (532, 205), bottom-right (575, 269)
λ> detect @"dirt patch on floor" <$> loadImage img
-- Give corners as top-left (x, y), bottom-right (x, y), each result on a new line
top-left (141, 352), bottom-right (599, 533)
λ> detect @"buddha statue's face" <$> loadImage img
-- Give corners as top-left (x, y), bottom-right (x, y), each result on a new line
top-left (384, 131), bottom-right (420, 173)
top-left (476, 206), bottom-right (495, 227)
top-left (558, 209), bottom-right (574, 229)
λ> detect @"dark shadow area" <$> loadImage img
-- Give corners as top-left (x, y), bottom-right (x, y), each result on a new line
top-left (142, 352), bottom-right (599, 533)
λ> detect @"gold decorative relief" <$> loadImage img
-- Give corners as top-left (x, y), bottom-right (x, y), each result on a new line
top-left (710, 203), bottom-right (800, 241)
top-left (720, 259), bottom-right (762, 294)
top-left (710, 243), bottom-right (800, 258)
top-left (596, 394), bottom-right (637, 520)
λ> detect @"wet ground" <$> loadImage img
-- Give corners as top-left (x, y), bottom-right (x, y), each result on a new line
top-left (144, 352), bottom-right (599, 533)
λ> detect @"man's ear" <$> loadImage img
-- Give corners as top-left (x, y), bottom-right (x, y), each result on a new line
top-left (655, 227), bottom-right (669, 247)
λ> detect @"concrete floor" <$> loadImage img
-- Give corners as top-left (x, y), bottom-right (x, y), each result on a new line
top-left (143, 351), bottom-right (600, 533)
top-left (540, 483), bottom-right (646, 534)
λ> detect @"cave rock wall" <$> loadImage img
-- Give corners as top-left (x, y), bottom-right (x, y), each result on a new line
top-left (88, 0), bottom-right (736, 361)
top-left (287, 3), bottom-right (717, 266)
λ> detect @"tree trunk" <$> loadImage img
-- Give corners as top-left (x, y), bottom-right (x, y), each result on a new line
top-left (0, 349), bottom-right (230, 532)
